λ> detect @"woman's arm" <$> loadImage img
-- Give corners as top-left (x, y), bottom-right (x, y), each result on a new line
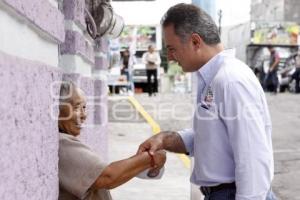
top-left (91, 150), bottom-right (166, 190)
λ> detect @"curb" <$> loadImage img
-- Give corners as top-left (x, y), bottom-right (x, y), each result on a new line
top-left (127, 96), bottom-right (191, 169)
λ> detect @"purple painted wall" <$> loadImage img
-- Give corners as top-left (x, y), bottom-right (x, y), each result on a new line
top-left (95, 56), bottom-right (109, 70)
top-left (94, 38), bottom-right (110, 70)
top-left (81, 77), bottom-right (108, 161)
top-left (95, 38), bottom-right (110, 53)
top-left (93, 79), bottom-right (109, 161)
top-left (63, 0), bottom-right (86, 28)
top-left (0, 51), bottom-right (61, 200)
top-left (60, 0), bottom-right (109, 162)
top-left (61, 30), bottom-right (95, 64)
top-left (0, 51), bottom-right (109, 199)
top-left (3, 0), bottom-right (65, 42)
top-left (0, 0), bottom-right (110, 198)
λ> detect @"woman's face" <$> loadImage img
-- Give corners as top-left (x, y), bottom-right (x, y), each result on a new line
top-left (58, 88), bottom-right (87, 136)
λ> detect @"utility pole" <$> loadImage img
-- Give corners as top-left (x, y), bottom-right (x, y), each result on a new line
top-left (218, 9), bottom-right (222, 35)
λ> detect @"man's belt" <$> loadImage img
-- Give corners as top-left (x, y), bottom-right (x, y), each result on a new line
top-left (200, 182), bottom-right (236, 196)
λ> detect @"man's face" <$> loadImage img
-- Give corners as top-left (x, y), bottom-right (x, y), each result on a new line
top-left (58, 88), bottom-right (87, 136)
top-left (149, 46), bottom-right (154, 53)
top-left (163, 24), bottom-right (200, 72)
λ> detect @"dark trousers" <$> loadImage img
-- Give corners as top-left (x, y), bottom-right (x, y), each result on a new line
top-left (292, 68), bottom-right (300, 93)
top-left (146, 69), bottom-right (157, 96)
top-left (202, 188), bottom-right (277, 200)
top-left (264, 71), bottom-right (278, 93)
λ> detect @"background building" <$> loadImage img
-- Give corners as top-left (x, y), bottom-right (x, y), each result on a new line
top-left (251, 0), bottom-right (300, 23)
top-left (221, 0), bottom-right (300, 63)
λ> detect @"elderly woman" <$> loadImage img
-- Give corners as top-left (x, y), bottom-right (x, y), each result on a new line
top-left (58, 82), bottom-right (166, 200)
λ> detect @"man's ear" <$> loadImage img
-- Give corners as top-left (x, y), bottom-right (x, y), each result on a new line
top-left (191, 33), bottom-right (203, 49)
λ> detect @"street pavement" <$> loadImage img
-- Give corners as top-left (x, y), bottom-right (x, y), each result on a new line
top-left (108, 97), bottom-right (190, 200)
top-left (108, 92), bottom-right (300, 200)
top-left (266, 93), bottom-right (300, 200)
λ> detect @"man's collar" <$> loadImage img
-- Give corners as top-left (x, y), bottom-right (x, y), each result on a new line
top-left (197, 49), bottom-right (235, 86)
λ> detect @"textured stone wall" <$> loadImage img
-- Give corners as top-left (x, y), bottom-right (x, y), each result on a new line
top-left (60, 0), bottom-right (110, 161)
top-left (251, 0), bottom-right (300, 23)
top-left (0, 0), bottom-right (110, 199)
top-left (63, 0), bottom-right (86, 29)
top-left (60, 30), bottom-right (95, 64)
top-left (2, 0), bottom-right (65, 42)
top-left (284, 0), bottom-right (300, 23)
top-left (251, 0), bottom-right (284, 22)
top-left (0, 51), bottom-right (61, 199)
top-left (0, 0), bottom-right (63, 199)
top-left (92, 38), bottom-right (110, 161)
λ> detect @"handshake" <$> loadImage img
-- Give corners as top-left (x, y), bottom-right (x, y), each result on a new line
top-left (136, 134), bottom-right (167, 178)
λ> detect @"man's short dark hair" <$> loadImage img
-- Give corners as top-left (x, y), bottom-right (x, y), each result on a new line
top-left (148, 45), bottom-right (153, 49)
top-left (161, 3), bottom-right (220, 45)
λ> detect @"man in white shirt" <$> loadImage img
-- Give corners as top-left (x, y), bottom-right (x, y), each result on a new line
top-left (137, 3), bottom-right (277, 200)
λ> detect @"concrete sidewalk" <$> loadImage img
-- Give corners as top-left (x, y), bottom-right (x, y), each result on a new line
top-left (108, 97), bottom-right (191, 200)
top-left (134, 92), bottom-right (300, 200)
top-left (108, 92), bottom-right (300, 200)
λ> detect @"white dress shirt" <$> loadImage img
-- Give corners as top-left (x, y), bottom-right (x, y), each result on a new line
top-left (142, 51), bottom-right (161, 70)
top-left (179, 49), bottom-right (274, 200)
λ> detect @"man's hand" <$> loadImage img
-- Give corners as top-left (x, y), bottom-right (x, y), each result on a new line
top-left (137, 131), bottom-right (188, 177)
top-left (153, 150), bottom-right (166, 168)
top-left (147, 150), bottom-right (166, 178)
top-left (137, 134), bottom-right (164, 155)
top-left (137, 131), bottom-right (187, 155)
top-left (137, 133), bottom-right (167, 178)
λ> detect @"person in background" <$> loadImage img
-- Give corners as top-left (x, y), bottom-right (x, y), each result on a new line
top-left (121, 48), bottom-right (130, 82)
top-left (120, 47), bottom-right (134, 93)
top-left (58, 82), bottom-right (166, 200)
top-left (292, 52), bottom-right (300, 93)
top-left (142, 45), bottom-right (161, 96)
top-left (264, 46), bottom-right (280, 93)
top-left (167, 60), bottom-right (184, 92)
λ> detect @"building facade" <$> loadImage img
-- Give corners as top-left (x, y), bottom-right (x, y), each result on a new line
top-left (251, 0), bottom-right (300, 23)
top-left (0, 0), bottom-right (110, 199)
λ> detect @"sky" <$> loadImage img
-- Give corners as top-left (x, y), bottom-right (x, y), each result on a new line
top-left (111, 0), bottom-right (251, 26)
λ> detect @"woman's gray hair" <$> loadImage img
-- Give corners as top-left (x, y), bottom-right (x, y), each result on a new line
top-left (59, 81), bottom-right (76, 104)
top-left (161, 3), bottom-right (220, 45)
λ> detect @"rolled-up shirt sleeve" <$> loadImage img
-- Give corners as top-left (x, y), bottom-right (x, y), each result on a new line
top-left (178, 128), bottom-right (195, 156)
top-left (222, 81), bottom-right (273, 200)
